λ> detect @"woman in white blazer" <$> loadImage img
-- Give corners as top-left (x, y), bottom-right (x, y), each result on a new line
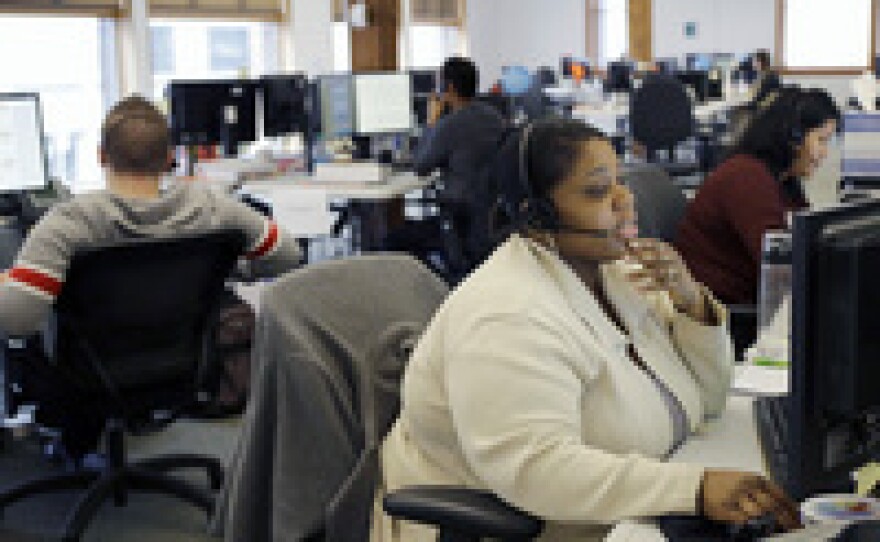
top-left (372, 119), bottom-right (800, 541)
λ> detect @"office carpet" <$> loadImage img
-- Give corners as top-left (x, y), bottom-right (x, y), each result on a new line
top-left (0, 417), bottom-right (241, 542)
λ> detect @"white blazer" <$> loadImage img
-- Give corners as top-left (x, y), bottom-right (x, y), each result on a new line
top-left (372, 235), bottom-right (734, 542)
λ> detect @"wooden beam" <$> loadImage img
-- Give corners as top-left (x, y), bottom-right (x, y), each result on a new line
top-left (351, 0), bottom-right (400, 72)
top-left (628, 0), bottom-right (652, 62)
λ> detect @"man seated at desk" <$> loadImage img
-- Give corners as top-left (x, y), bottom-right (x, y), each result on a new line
top-left (0, 95), bottom-right (301, 458)
top-left (388, 56), bottom-right (506, 268)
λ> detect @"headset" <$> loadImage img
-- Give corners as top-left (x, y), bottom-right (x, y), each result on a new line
top-left (515, 119), bottom-right (616, 239)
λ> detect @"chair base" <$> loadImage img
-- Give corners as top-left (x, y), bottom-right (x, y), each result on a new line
top-left (0, 421), bottom-right (222, 542)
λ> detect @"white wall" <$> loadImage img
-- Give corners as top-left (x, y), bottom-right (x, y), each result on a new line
top-left (652, 0), bottom-right (774, 61)
top-left (289, 0), bottom-right (335, 75)
top-left (467, 0), bottom-right (586, 90)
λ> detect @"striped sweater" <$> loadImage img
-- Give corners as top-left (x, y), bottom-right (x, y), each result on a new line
top-left (0, 183), bottom-right (301, 336)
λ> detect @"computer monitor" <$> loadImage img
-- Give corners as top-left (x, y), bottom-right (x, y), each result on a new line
top-left (0, 93), bottom-right (49, 192)
top-left (317, 74), bottom-right (355, 138)
top-left (353, 72), bottom-right (413, 135)
top-left (787, 199), bottom-right (880, 500)
top-left (655, 58), bottom-right (678, 75)
top-left (561, 56), bottom-right (574, 78)
top-left (675, 70), bottom-right (710, 102)
top-left (605, 61), bottom-right (633, 93)
top-left (500, 65), bottom-right (534, 96)
top-left (260, 74), bottom-right (310, 138)
top-left (167, 80), bottom-right (258, 149)
top-left (410, 69), bottom-right (438, 96)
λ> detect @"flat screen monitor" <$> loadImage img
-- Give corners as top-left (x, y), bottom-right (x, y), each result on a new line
top-left (318, 74), bottom-right (355, 137)
top-left (353, 73), bottom-right (413, 134)
top-left (605, 61), bottom-right (633, 93)
top-left (787, 199), bottom-right (880, 500)
top-left (261, 74), bottom-right (310, 138)
top-left (167, 80), bottom-right (258, 147)
top-left (0, 93), bottom-right (49, 192)
top-left (410, 69), bottom-right (438, 95)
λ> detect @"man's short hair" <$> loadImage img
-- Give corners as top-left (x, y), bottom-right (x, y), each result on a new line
top-left (441, 57), bottom-right (479, 99)
top-left (755, 50), bottom-right (772, 71)
top-left (101, 95), bottom-right (170, 175)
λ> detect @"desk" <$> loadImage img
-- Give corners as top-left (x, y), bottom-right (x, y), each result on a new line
top-left (241, 172), bottom-right (432, 252)
top-left (608, 396), bottom-right (764, 542)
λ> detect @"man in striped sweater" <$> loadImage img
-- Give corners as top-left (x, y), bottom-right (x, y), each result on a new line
top-left (0, 95), bottom-right (301, 457)
top-left (0, 95), bottom-right (301, 335)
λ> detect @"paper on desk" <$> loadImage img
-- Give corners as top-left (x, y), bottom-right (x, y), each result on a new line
top-left (732, 364), bottom-right (790, 396)
top-left (255, 187), bottom-right (334, 237)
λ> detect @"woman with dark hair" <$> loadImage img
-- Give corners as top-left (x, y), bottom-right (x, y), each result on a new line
top-left (676, 87), bottom-right (840, 307)
top-left (372, 118), bottom-right (799, 541)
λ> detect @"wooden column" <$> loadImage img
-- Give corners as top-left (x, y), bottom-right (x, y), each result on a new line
top-left (351, 0), bottom-right (400, 71)
top-left (585, 0), bottom-right (600, 66)
top-left (628, 0), bottom-right (652, 62)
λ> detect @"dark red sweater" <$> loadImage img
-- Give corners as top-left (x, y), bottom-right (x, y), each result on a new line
top-left (675, 155), bottom-right (808, 305)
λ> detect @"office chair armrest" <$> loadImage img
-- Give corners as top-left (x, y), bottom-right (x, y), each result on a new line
top-left (383, 486), bottom-right (543, 539)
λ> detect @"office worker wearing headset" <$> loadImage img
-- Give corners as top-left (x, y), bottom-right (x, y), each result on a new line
top-left (676, 87), bottom-right (840, 307)
top-left (372, 118), bottom-right (800, 541)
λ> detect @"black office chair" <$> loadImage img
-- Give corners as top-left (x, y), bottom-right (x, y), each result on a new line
top-left (620, 164), bottom-right (688, 244)
top-left (630, 74), bottom-right (700, 179)
top-left (0, 231), bottom-right (245, 542)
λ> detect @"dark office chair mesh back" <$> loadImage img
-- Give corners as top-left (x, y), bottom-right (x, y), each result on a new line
top-left (630, 74), bottom-right (695, 152)
top-left (55, 231), bottom-right (244, 403)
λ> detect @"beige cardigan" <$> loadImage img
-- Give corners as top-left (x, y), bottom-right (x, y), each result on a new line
top-left (372, 235), bottom-right (734, 541)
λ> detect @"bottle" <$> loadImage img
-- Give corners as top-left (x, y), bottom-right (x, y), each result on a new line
top-left (754, 231), bottom-right (793, 366)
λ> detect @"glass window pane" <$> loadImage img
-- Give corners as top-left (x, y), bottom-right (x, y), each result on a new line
top-left (0, 15), bottom-right (118, 192)
top-left (334, 22), bottom-right (351, 72)
top-left (150, 19), bottom-right (280, 100)
top-left (600, 0), bottom-right (628, 66)
top-left (152, 26), bottom-right (175, 75)
top-left (409, 25), bottom-right (462, 68)
top-left (785, 0), bottom-right (871, 68)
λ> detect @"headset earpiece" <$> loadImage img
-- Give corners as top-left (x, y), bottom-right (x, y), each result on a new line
top-left (518, 122), bottom-right (560, 231)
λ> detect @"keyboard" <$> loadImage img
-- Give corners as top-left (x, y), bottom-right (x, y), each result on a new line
top-left (754, 396), bottom-right (791, 489)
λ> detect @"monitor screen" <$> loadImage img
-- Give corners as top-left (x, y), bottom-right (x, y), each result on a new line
top-left (675, 70), bottom-right (709, 102)
top-left (0, 94), bottom-right (49, 192)
top-left (787, 199), bottom-right (880, 500)
top-left (318, 74), bottom-right (355, 137)
top-left (167, 80), bottom-right (257, 146)
top-left (261, 74), bottom-right (310, 138)
top-left (353, 73), bottom-right (413, 134)
top-left (410, 70), bottom-right (438, 96)
top-left (605, 62), bottom-right (633, 93)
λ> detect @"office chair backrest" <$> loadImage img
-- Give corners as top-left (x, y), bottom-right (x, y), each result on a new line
top-left (630, 73), bottom-right (695, 152)
top-left (621, 164), bottom-right (688, 244)
top-left (218, 255), bottom-right (448, 542)
top-left (56, 231), bottom-right (245, 393)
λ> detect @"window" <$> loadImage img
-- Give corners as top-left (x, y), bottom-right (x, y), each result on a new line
top-left (599, 0), bottom-right (628, 66)
top-left (152, 26), bottom-right (175, 75)
top-left (408, 24), bottom-right (464, 68)
top-left (0, 15), bottom-right (118, 192)
top-left (150, 19), bottom-right (279, 100)
top-left (785, 0), bottom-right (872, 69)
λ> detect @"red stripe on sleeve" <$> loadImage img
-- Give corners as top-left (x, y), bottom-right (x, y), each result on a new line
top-left (8, 266), bottom-right (63, 297)
top-left (246, 222), bottom-right (279, 259)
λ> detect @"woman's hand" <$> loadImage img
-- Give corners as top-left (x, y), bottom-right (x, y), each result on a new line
top-left (624, 239), bottom-right (714, 324)
top-left (701, 469), bottom-right (802, 532)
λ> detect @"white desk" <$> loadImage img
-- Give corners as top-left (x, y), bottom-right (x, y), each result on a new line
top-left (243, 171), bottom-right (431, 201)
top-left (608, 396), bottom-right (764, 542)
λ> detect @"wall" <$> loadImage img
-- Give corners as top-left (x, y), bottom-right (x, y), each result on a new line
top-left (289, 0), bottom-right (335, 75)
top-left (652, 0), bottom-right (774, 61)
top-left (466, 0), bottom-right (586, 90)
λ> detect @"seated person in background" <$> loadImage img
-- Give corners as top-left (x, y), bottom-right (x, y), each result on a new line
top-left (750, 49), bottom-right (781, 105)
top-left (387, 57), bottom-right (506, 266)
top-left (372, 118), bottom-right (800, 541)
top-left (0, 95), bottom-right (301, 457)
top-left (676, 87), bottom-right (840, 306)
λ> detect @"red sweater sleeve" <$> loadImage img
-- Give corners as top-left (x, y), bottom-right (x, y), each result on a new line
top-left (717, 159), bottom-right (791, 269)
